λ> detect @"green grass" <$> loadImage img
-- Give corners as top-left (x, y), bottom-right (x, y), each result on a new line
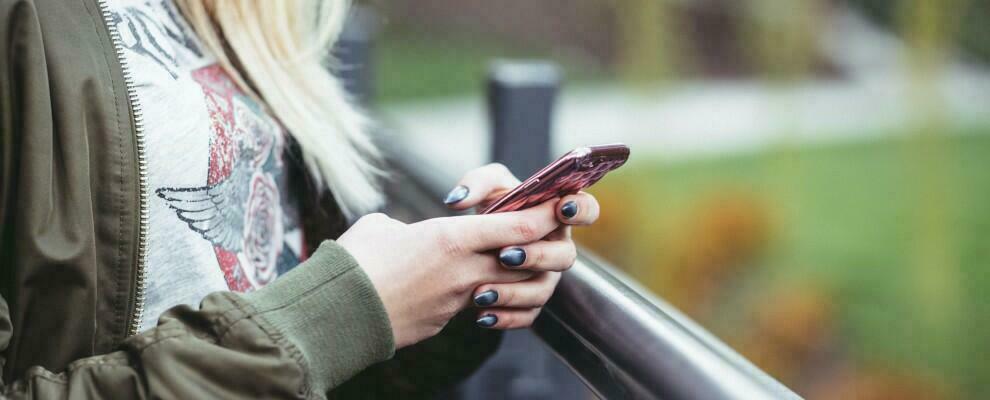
top-left (584, 126), bottom-right (990, 397)
top-left (374, 29), bottom-right (606, 103)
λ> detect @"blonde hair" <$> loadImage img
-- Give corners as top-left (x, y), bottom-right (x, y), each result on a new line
top-left (175, 0), bottom-right (383, 219)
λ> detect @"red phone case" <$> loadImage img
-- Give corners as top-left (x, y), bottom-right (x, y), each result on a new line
top-left (482, 144), bottom-right (630, 214)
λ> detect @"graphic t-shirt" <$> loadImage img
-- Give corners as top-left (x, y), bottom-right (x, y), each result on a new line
top-left (107, 0), bottom-right (306, 331)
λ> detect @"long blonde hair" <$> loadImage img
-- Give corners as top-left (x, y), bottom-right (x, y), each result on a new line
top-left (175, 0), bottom-right (382, 219)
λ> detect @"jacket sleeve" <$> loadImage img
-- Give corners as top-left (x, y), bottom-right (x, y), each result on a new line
top-left (0, 240), bottom-right (396, 399)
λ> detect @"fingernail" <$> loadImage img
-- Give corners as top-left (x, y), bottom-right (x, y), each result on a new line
top-left (473, 290), bottom-right (499, 307)
top-left (561, 201), bottom-right (578, 219)
top-left (476, 314), bottom-right (498, 328)
top-left (499, 248), bottom-right (526, 268)
top-left (443, 185), bottom-right (469, 205)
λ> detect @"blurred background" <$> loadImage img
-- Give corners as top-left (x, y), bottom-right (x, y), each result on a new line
top-left (355, 0), bottom-right (989, 398)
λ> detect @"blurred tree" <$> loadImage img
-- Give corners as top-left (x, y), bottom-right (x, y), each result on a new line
top-left (612, 0), bottom-right (682, 83)
top-left (898, 0), bottom-right (966, 391)
top-left (744, 0), bottom-right (825, 81)
top-left (847, 0), bottom-right (988, 63)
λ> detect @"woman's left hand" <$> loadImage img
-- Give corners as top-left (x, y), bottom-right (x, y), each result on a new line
top-left (443, 163), bottom-right (600, 329)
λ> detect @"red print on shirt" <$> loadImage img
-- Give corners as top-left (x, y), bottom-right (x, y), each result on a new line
top-left (155, 64), bottom-right (303, 292)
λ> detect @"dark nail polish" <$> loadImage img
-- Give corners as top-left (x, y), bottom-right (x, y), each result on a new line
top-left (561, 201), bottom-right (578, 219)
top-left (443, 185), bottom-right (469, 205)
top-left (476, 314), bottom-right (498, 328)
top-left (473, 290), bottom-right (499, 307)
top-left (499, 248), bottom-right (526, 268)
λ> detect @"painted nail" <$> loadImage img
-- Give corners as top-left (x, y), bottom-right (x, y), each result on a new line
top-left (561, 201), bottom-right (579, 219)
top-left (473, 290), bottom-right (499, 307)
top-left (443, 185), bottom-right (469, 205)
top-left (499, 248), bottom-right (527, 268)
top-left (476, 314), bottom-right (498, 328)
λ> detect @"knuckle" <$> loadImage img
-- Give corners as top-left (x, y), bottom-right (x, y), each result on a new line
top-left (532, 246), bottom-right (546, 268)
top-left (367, 213), bottom-right (405, 229)
top-left (355, 213), bottom-right (403, 233)
top-left (512, 220), bottom-right (539, 243)
top-left (358, 212), bottom-right (386, 225)
top-left (498, 313), bottom-right (515, 329)
top-left (433, 226), bottom-right (465, 257)
top-left (487, 162), bottom-right (511, 175)
top-left (566, 243), bottom-right (578, 266)
top-left (501, 288), bottom-right (517, 306)
top-left (419, 217), bottom-right (447, 233)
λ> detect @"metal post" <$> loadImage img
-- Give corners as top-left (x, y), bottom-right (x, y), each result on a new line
top-left (454, 61), bottom-right (591, 400)
top-left (487, 61), bottom-right (560, 176)
top-left (333, 6), bottom-right (377, 105)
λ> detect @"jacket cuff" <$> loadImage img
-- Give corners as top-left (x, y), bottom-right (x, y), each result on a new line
top-left (241, 240), bottom-right (396, 394)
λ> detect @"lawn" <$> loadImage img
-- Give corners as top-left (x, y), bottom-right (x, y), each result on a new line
top-left (374, 29), bottom-right (605, 103)
top-left (576, 126), bottom-right (990, 399)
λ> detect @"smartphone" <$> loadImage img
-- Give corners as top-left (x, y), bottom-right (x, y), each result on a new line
top-left (482, 143), bottom-right (630, 214)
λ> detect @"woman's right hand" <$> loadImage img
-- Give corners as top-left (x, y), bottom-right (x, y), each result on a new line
top-left (336, 200), bottom-right (561, 349)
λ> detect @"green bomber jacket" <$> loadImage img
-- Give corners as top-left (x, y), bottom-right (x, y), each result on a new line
top-left (0, 0), bottom-right (498, 398)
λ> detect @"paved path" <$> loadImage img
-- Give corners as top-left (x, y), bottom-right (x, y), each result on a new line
top-left (381, 9), bottom-right (990, 175)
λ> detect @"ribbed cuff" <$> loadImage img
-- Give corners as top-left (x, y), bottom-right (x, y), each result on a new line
top-left (242, 240), bottom-right (395, 394)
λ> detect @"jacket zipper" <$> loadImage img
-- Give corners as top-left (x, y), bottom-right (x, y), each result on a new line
top-left (98, 0), bottom-right (150, 337)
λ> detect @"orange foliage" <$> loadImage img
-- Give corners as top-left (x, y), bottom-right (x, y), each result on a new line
top-left (573, 187), bottom-right (636, 266)
top-left (665, 192), bottom-right (770, 317)
top-left (573, 183), bottom-right (951, 399)
top-left (804, 368), bottom-right (951, 400)
top-left (734, 284), bottom-right (835, 384)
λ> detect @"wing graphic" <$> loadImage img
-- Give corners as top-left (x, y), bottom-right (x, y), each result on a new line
top-left (155, 167), bottom-right (251, 252)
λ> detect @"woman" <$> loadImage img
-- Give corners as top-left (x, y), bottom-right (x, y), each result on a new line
top-left (0, 0), bottom-right (601, 398)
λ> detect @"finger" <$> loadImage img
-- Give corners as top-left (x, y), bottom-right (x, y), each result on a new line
top-left (444, 163), bottom-right (521, 210)
top-left (497, 240), bottom-right (576, 272)
top-left (475, 308), bottom-right (543, 330)
top-left (556, 192), bottom-right (600, 226)
top-left (453, 200), bottom-right (561, 251)
top-left (471, 253), bottom-right (536, 284)
top-left (472, 272), bottom-right (561, 308)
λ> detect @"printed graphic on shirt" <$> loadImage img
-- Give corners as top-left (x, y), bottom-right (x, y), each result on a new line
top-left (156, 65), bottom-right (304, 291)
top-left (108, 0), bottom-right (306, 304)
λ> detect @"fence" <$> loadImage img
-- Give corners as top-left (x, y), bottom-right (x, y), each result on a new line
top-left (335, 9), bottom-right (801, 399)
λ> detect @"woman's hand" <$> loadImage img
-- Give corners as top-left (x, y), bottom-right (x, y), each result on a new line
top-left (337, 200), bottom-right (561, 349)
top-left (443, 163), bottom-right (601, 330)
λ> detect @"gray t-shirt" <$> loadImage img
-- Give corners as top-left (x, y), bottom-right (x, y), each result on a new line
top-left (107, 0), bottom-right (306, 331)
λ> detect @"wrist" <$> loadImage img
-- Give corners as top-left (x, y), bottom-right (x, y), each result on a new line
top-left (337, 236), bottom-right (401, 347)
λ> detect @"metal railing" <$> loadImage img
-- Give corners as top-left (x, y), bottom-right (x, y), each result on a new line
top-left (336, 9), bottom-right (801, 398)
top-left (380, 131), bottom-right (801, 400)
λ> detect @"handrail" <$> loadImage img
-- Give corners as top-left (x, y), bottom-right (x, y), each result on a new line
top-left (379, 133), bottom-right (802, 400)
top-left (335, 8), bottom-right (798, 397)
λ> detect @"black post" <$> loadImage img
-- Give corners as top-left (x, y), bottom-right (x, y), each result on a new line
top-left (487, 61), bottom-right (561, 176)
top-left (454, 61), bottom-right (590, 400)
top-left (333, 6), bottom-right (377, 105)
